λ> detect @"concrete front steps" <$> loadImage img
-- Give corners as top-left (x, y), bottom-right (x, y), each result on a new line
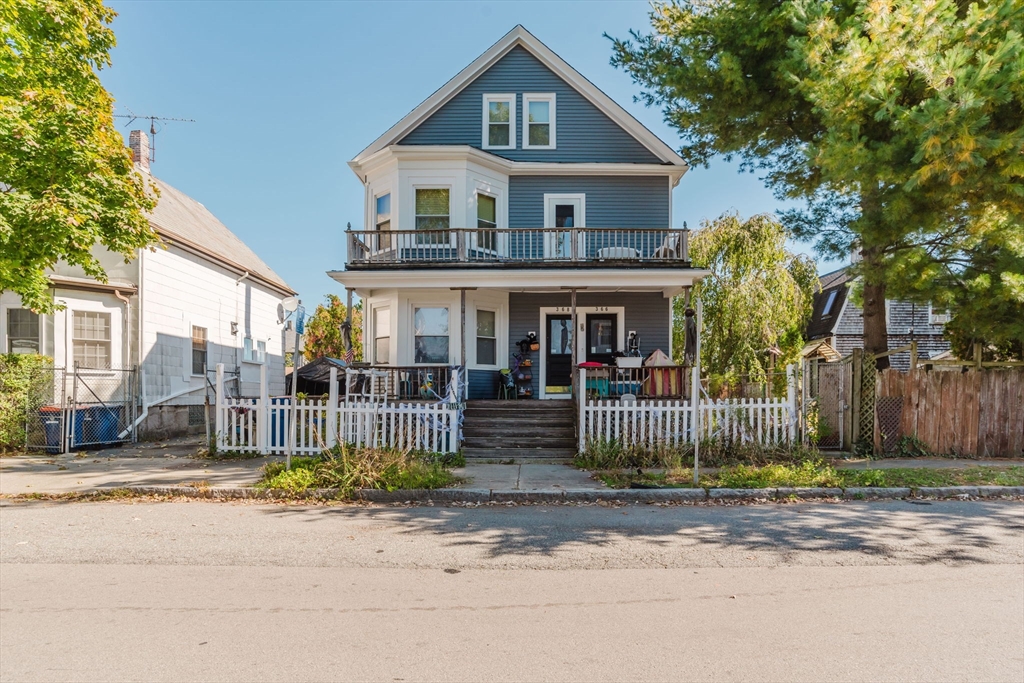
top-left (462, 400), bottom-right (577, 461)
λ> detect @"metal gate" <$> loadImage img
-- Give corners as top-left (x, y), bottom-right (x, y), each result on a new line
top-left (23, 365), bottom-right (138, 453)
top-left (804, 358), bottom-right (849, 450)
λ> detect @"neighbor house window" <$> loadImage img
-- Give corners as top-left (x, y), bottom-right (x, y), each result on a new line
top-left (375, 193), bottom-right (391, 249)
top-left (72, 311), bottom-right (111, 369)
top-left (821, 290), bottom-right (838, 317)
top-left (477, 193), bottom-right (497, 251)
top-left (374, 307), bottom-right (391, 364)
top-left (7, 308), bottom-right (40, 354)
top-left (482, 94), bottom-right (515, 149)
top-left (191, 325), bottom-right (207, 375)
top-left (414, 307), bottom-right (449, 364)
top-left (415, 188), bottom-right (449, 244)
top-left (523, 93), bottom-right (555, 149)
top-left (929, 305), bottom-right (951, 325)
top-left (243, 336), bottom-right (256, 363)
top-left (476, 309), bottom-right (496, 366)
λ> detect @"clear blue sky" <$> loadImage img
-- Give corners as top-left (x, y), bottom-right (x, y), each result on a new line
top-left (102, 0), bottom-right (841, 305)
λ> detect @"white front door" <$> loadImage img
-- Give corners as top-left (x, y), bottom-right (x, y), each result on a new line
top-left (543, 194), bottom-right (585, 260)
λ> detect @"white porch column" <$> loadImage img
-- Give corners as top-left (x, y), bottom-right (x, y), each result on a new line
top-left (215, 363), bottom-right (225, 452)
top-left (786, 363), bottom-right (797, 443)
top-left (258, 363), bottom-right (268, 454)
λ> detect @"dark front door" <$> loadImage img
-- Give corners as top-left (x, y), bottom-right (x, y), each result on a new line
top-left (545, 314), bottom-right (573, 395)
top-left (586, 314), bottom-right (617, 364)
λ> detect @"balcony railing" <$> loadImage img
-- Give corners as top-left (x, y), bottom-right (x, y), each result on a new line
top-left (346, 227), bottom-right (689, 267)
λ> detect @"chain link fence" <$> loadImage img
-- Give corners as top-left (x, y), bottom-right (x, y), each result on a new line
top-left (17, 364), bottom-right (138, 453)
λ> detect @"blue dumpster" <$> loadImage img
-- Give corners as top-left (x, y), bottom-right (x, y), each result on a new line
top-left (93, 405), bottom-right (125, 443)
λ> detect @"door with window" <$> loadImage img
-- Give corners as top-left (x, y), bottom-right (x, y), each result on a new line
top-left (545, 314), bottom-right (573, 395)
top-left (585, 314), bottom-right (616, 365)
top-left (544, 195), bottom-right (584, 260)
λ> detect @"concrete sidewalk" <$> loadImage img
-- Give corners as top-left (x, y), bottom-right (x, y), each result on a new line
top-left (1, 442), bottom-right (1020, 496)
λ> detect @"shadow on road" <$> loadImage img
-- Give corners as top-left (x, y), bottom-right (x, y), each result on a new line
top-left (255, 500), bottom-right (1024, 565)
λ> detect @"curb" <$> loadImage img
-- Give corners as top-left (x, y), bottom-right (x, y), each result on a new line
top-left (43, 484), bottom-right (1020, 504)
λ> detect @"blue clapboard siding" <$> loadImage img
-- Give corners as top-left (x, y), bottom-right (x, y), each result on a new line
top-left (509, 176), bottom-right (669, 227)
top-left (507, 292), bottom-right (671, 398)
top-left (399, 46), bottom-right (663, 164)
top-left (468, 369), bottom-right (500, 400)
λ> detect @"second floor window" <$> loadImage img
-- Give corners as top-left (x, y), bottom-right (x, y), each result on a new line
top-left (415, 188), bottom-right (449, 244)
top-left (375, 193), bottom-right (391, 250)
top-left (483, 94), bottom-right (515, 149)
top-left (477, 193), bottom-right (496, 251)
top-left (523, 94), bottom-right (555, 148)
top-left (73, 310), bottom-right (111, 369)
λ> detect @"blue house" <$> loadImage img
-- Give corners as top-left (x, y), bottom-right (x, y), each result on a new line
top-left (330, 26), bottom-right (708, 457)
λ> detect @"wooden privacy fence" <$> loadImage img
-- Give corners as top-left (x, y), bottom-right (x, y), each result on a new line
top-left (579, 366), bottom-right (798, 449)
top-left (876, 367), bottom-right (1024, 457)
top-left (214, 364), bottom-right (460, 455)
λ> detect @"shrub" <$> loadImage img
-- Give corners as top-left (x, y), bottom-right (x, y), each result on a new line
top-left (0, 354), bottom-right (54, 453)
top-left (258, 445), bottom-right (459, 494)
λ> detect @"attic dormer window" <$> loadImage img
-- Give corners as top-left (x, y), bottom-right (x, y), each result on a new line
top-left (821, 289), bottom-right (838, 317)
top-left (482, 94), bottom-right (515, 150)
top-left (523, 93), bottom-right (556, 149)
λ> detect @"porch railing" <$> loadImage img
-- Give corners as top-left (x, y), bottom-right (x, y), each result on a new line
top-left (344, 365), bottom-right (455, 402)
top-left (346, 227), bottom-right (689, 267)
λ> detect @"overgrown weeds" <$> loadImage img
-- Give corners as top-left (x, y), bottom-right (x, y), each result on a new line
top-left (575, 437), bottom-right (821, 470)
top-left (258, 445), bottom-right (462, 494)
top-left (596, 462), bottom-right (1024, 489)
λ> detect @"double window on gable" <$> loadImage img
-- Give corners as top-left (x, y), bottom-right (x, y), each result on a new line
top-left (482, 93), bottom-right (555, 150)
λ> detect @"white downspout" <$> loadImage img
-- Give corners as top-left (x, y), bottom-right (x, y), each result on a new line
top-left (114, 289), bottom-right (131, 369)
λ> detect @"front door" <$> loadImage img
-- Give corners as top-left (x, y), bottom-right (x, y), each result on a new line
top-left (586, 314), bottom-right (617, 364)
top-left (544, 195), bottom-right (584, 260)
top-left (545, 314), bottom-right (573, 395)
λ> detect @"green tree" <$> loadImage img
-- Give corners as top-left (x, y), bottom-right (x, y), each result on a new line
top-left (1, 0), bottom-right (158, 313)
top-left (612, 0), bottom-right (1024, 368)
top-left (677, 213), bottom-right (817, 387)
top-left (302, 295), bottom-right (363, 362)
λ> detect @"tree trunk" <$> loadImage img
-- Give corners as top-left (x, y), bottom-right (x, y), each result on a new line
top-left (861, 245), bottom-right (890, 371)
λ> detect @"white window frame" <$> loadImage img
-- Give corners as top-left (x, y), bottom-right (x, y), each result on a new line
top-left (474, 308), bottom-right (498, 369)
top-left (411, 304), bottom-right (451, 366)
top-left (71, 310), bottom-right (112, 370)
top-left (482, 93), bottom-right (516, 150)
top-left (191, 325), bottom-right (208, 376)
top-left (5, 307), bottom-right (42, 355)
top-left (522, 93), bottom-right (556, 150)
top-left (372, 305), bottom-right (392, 365)
top-left (929, 304), bottom-right (951, 325)
top-left (243, 336), bottom-right (265, 364)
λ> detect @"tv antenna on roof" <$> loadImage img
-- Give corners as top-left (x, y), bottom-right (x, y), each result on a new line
top-left (113, 107), bottom-right (195, 163)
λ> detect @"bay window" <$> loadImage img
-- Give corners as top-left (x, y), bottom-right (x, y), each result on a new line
top-left (476, 309), bottom-right (496, 366)
top-left (414, 307), bottom-right (449, 364)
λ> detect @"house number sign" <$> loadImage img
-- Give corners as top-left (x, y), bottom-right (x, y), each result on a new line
top-left (550, 306), bottom-right (611, 313)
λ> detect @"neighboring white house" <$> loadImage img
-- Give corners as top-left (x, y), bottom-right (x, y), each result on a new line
top-left (0, 131), bottom-right (296, 439)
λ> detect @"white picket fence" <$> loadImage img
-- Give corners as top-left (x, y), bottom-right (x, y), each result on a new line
top-left (578, 365), bottom-right (798, 449)
top-left (214, 364), bottom-right (460, 455)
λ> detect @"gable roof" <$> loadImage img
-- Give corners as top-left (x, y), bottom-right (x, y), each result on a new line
top-left (351, 25), bottom-right (686, 167)
top-left (148, 177), bottom-right (295, 295)
top-left (806, 267), bottom-right (851, 339)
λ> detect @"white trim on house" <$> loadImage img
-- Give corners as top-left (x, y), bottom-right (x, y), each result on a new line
top-left (352, 145), bottom-right (687, 185)
top-left (350, 25), bottom-right (688, 168)
top-left (537, 305), bottom-right (625, 399)
top-left (331, 268), bottom-right (709, 299)
top-left (522, 92), bottom-right (556, 150)
top-left (481, 93), bottom-right (516, 151)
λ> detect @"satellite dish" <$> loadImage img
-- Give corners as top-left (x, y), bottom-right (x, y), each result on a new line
top-left (276, 303), bottom-right (285, 324)
top-left (281, 296), bottom-right (299, 312)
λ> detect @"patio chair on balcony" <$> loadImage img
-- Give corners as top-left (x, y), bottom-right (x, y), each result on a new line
top-left (653, 232), bottom-right (683, 260)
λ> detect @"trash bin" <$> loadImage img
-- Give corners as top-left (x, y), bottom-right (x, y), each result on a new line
top-left (38, 406), bottom-right (65, 454)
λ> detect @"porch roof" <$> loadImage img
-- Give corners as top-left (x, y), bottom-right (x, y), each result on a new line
top-left (327, 267), bottom-right (710, 298)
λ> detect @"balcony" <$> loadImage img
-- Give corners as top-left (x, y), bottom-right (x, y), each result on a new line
top-left (346, 227), bottom-right (689, 269)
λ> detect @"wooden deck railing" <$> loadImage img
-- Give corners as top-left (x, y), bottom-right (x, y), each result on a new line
top-left (346, 227), bottom-right (689, 267)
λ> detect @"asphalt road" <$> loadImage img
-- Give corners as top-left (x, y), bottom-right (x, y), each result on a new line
top-left (1, 499), bottom-right (1022, 682)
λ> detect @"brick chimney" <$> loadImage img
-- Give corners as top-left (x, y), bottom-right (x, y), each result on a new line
top-left (129, 130), bottom-right (150, 172)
